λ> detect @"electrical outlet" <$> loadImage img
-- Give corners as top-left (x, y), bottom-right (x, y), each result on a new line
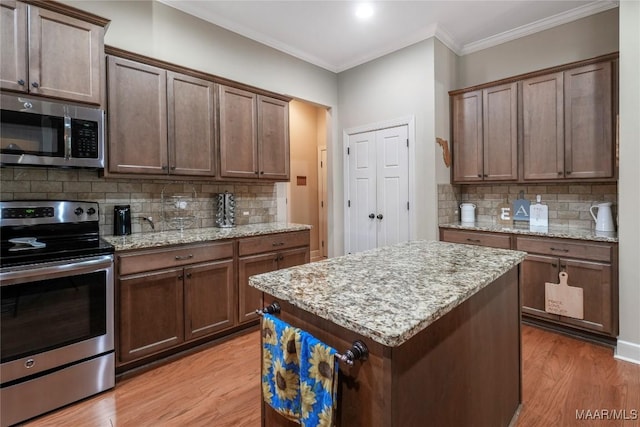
top-left (243, 211), bottom-right (250, 216)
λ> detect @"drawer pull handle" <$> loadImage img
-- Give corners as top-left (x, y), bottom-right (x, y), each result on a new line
top-left (175, 254), bottom-right (194, 260)
top-left (550, 247), bottom-right (569, 252)
top-left (466, 238), bottom-right (481, 243)
top-left (272, 242), bottom-right (285, 247)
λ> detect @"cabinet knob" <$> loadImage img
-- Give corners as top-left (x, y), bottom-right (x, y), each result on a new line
top-left (255, 171), bottom-right (259, 175)
top-left (170, 165), bottom-right (176, 170)
top-left (566, 171), bottom-right (572, 175)
top-left (162, 165), bottom-right (168, 170)
top-left (376, 214), bottom-right (383, 220)
top-left (31, 82), bottom-right (39, 88)
top-left (558, 171), bottom-right (563, 175)
top-left (17, 79), bottom-right (25, 86)
top-left (477, 174), bottom-right (482, 178)
top-left (369, 213), bottom-right (375, 219)
top-left (186, 272), bottom-right (192, 279)
top-left (260, 171), bottom-right (264, 175)
top-left (178, 275), bottom-right (183, 280)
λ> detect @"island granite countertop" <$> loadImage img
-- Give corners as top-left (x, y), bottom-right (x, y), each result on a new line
top-left (439, 221), bottom-right (618, 243)
top-left (249, 240), bottom-right (526, 347)
top-left (103, 223), bottom-right (311, 251)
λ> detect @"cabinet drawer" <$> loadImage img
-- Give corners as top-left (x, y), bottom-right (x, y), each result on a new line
top-left (238, 230), bottom-right (310, 256)
top-left (118, 241), bottom-right (234, 276)
top-left (515, 237), bottom-right (612, 262)
top-left (440, 229), bottom-right (511, 249)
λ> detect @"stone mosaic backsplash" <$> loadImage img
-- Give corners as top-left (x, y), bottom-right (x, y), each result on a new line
top-left (0, 167), bottom-right (277, 236)
top-left (438, 183), bottom-right (618, 230)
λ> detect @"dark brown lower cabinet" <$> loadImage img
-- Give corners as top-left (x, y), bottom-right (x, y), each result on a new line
top-left (119, 268), bottom-right (185, 363)
top-left (521, 255), bottom-right (613, 335)
top-left (116, 242), bottom-right (235, 367)
top-left (237, 231), bottom-right (311, 325)
top-left (440, 228), bottom-right (618, 339)
top-left (115, 232), bottom-right (310, 370)
top-left (184, 260), bottom-right (235, 340)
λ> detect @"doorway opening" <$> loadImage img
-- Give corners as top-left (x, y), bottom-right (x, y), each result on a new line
top-left (281, 99), bottom-right (330, 262)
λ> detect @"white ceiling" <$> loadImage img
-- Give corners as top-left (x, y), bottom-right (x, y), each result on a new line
top-left (158, 0), bottom-right (618, 73)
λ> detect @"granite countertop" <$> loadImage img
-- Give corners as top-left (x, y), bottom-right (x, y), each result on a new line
top-left (249, 240), bottom-right (526, 347)
top-left (439, 221), bottom-right (618, 243)
top-left (103, 223), bottom-right (311, 251)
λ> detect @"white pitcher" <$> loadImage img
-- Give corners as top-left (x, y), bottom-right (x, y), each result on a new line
top-left (589, 202), bottom-right (615, 232)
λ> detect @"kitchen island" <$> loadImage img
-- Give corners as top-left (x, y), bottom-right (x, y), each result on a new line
top-left (249, 240), bottom-right (526, 427)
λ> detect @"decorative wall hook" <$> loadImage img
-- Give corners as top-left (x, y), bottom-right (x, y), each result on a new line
top-left (436, 137), bottom-right (451, 168)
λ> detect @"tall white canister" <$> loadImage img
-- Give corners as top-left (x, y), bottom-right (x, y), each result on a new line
top-left (460, 203), bottom-right (476, 223)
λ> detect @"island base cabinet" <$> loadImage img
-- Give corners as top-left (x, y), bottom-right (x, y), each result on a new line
top-left (262, 267), bottom-right (521, 427)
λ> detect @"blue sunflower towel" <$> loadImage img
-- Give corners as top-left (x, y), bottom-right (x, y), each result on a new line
top-left (261, 313), bottom-right (339, 427)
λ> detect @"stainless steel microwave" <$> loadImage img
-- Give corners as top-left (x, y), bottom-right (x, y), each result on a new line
top-left (0, 94), bottom-right (105, 168)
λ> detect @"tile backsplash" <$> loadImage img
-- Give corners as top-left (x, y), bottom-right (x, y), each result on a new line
top-left (438, 183), bottom-right (618, 229)
top-left (0, 167), bottom-right (277, 235)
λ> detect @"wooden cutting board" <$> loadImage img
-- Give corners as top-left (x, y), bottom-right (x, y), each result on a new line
top-left (545, 272), bottom-right (584, 319)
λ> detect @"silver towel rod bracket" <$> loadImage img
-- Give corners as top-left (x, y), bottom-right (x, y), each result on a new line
top-left (256, 301), bottom-right (369, 366)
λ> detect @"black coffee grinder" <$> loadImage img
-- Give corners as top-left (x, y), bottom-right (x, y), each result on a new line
top-left (113, 205), bottom-right (132, 236)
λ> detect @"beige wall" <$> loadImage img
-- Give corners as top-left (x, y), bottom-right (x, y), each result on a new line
top-left (457, 8), bottom-right (619, 88)
top-left (616, 0), bottom-right (640, 363)
top-left (338, 38), bottom-right (438, 243)
top-left (288, 100), bottom-right (322, 254)
top-left (434, 39), bottom-right (458, 184)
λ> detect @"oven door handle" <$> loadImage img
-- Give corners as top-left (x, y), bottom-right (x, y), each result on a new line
top-left (0, 255), bottom-right (114, 286)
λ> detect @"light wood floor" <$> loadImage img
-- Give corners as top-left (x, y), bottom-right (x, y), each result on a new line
top-left (23, 325), bottom-right (640, 427)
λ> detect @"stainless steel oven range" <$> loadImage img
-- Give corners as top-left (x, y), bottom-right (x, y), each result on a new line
top-left (0, 200), bottom-right (115, 427)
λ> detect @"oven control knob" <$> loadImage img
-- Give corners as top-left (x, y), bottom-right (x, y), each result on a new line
top-left (74, 207), bottom-right (84, 216)
top-left (87, 207), bottom-right (96, 216)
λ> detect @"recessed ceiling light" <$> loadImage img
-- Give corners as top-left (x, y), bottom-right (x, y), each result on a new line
top-left (355, 3), bottom-right (374, 20)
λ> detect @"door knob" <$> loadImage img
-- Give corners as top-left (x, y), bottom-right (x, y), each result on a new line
top-left (376, 214), bottom-right (383, 220)
top-left (369, 213), bottom-right (375, 219)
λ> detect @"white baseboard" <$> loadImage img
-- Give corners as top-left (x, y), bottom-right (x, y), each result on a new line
top-left (614, 339), bottom-right (640, 365)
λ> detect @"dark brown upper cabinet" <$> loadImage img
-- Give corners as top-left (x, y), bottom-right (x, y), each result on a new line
top-left (0, 0), bottom-right (107, 106)
top-left (107, 56), bottom-right (168, 175)
top-left (452, 83), bottom-right (517, 183)
top-left (523, 62), bottom-right (613, 180)
top-left (219, 85), bottom-right (290, 181)
top-left (522, 72), bottom-right (564, 180)
top-left (107, 56), bottom-right (216, 177)
top-left (563, 62), bottom-right (613, 179)
top-left (451, 53), bottom-right (616, 184)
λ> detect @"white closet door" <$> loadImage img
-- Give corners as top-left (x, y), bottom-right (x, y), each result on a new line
top-left (347, 125), bottom-right (409, 254)
top-left (376, 125), bottom-right (409, 247)
top-left (348, 131), bottom-right (377, 253)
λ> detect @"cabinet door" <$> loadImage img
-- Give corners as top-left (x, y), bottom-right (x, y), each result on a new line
top-left (452, 90), bottom-right (483, 182)
top-left (167, 72), bottom-right (216, 176)
top-left (258, 95), bottom-right (289, 180)
top-left (277, 247), bottom-right (310, 269)
top-left (29, 6), bottom-right (103, 105)
top-left (184, 259), bottom-right (235, 341)
top-left (219, 85), bottom-right (258, 178)
top-left (522, 72), bottom-right (564, 180)
top-left (107, 56), bottom-right (168, 174)
top-left (564, 62), bottom-right (613, 179)
top-left (520, 254), bottom-right (561, 321)
top-left (119, 268), bottom-right (184, 363)
top-left (0, 0), bottom-right (27, 93)
top-left (483, 83), bottom-right (517, 181)
top-left (238, 252), bottom-right (278, 325)
top-left (560, 258), bottom-right (613, 335)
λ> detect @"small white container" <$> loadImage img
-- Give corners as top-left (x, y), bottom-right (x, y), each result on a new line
top-left (460, 203), bottom-right (476, 223)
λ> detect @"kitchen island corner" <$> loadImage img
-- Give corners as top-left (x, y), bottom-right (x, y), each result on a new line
top-left (249, 240), bottom-right (527, 427)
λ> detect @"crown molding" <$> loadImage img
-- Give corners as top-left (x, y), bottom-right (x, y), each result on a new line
top-left (458, 1), bottom-right (619, 56)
